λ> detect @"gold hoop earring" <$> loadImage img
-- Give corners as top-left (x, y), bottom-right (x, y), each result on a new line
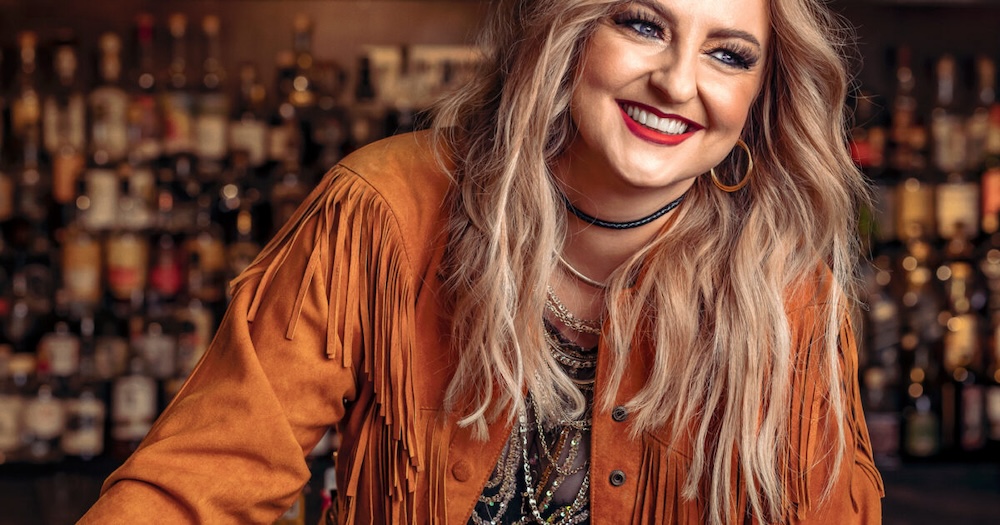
top-left (710, 139), bottom-right (754, 192)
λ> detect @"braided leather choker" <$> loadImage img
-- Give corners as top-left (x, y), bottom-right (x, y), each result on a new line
top-left (561, 192), bottom-right (685, 230)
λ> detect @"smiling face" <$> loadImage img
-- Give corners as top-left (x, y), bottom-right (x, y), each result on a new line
top-left (557, 0), bottom-right (770, 215)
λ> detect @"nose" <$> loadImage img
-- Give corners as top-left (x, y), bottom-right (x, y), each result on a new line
top-left (650, 48), bottom-right (698, 104)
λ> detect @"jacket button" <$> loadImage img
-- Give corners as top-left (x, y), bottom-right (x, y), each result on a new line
top-left (609, 470), bottom-right (626, 486)
top-left (611, 406), bottom-right (628, 422)
top-left (452, 461), bottom-right (472, 482)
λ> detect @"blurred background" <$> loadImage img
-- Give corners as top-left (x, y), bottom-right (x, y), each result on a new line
top-left (0, 0), bottom-right (998, 524)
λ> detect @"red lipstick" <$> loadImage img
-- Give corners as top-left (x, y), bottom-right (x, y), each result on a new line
top-left (618, 102), bottom-right (700, 146)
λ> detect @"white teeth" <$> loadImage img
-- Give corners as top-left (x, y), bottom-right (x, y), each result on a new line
top-left (623, 104), bottom-right (689, 135)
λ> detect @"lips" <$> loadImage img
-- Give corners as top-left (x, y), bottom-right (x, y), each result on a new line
top-left (618, 101), bottom-right (701, 145)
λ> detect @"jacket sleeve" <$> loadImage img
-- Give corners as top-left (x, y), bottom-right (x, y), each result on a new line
top-left (78, 165), bottom-right (411, 524)
top-left (787, 312), bottom-right (885, 525)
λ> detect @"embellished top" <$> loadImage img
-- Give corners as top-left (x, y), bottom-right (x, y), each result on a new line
top-left (469, 322), bottom-right (596, 525)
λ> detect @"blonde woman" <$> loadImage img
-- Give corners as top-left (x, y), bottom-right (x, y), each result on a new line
top-left (81, 0), bottom-right (884, 523)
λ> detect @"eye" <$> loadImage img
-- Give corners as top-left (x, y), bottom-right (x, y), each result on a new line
top-left (709, 45), bottom-right (758, 70)
top-left (612, 11), bottom-right (665, 40)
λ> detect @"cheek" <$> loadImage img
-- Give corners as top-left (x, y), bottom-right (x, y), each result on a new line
top-left (701, 80), bottom-right (761, 133)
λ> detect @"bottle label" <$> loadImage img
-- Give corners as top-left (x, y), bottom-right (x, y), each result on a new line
top-left (43, 94), bottom-right (86, 154)
top-left (106, 234), bottom-right (150, 299)
top-left (895, 178), bottom-right (936, 241)
top-left (937, 182), bottom-right (980, 240)
top-left (89, 86), bottom-right (130, 163)
top-left (0, 395), bottom-right (23, 452)
top-left (95, 336), bottom-right (129, 379)
top-left (112, 376), bottom-right (157, 440)
top-left (140, 334), bottom-right (177, 380)
top-left (51, 151), bottom-right (85, 204)
top-left (983, 168), bottom-right (1000, 234)
top-left (0, 172), bottom-right (14, 221)
top-left (944, 313), bottom-right (979, 374)
top-left (195, 115), bottom-right (229, 160)
top-left (41, 334), bottom-right (81, 378)
top-left (960, 385), bottom-right (986, 450)
top-left (987, 386), bottom-right (1000, 440)
top-left (161, 91), bottom-right (195, 155)
top-left (61, 396), bottom-right (106, 457)
top-left (62, 237), bottom-right (103, 305)
top-left (24, 396), bottom-right (66, 440)
top-left (84, 169), bottom-right (120, 230)
top-left (128, 94), bottom-right (162, 161)
top-left (229, 120), bottom-right (268, 166)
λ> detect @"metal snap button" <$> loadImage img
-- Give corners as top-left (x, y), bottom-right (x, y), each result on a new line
top-left (609, 469), bottom-right (626, 486)
top-left (611, 406), bottom-right (628, 422)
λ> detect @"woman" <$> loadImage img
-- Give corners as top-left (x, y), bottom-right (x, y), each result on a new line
top-left (80, 0), bottom-right (884, 523)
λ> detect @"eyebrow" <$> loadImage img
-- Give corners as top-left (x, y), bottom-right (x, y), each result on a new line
top-left (621, 0), bottom-right (764, 51)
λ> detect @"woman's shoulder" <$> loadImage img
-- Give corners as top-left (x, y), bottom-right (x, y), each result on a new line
top-left (336, 129), bottom-right (453, 215)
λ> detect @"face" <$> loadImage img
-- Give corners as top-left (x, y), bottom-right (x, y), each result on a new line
top-left (557, 0), bottom-right (770, 210)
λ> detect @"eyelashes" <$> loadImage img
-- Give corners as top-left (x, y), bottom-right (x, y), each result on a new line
top-left (609, 9), bottom-right (761, 71)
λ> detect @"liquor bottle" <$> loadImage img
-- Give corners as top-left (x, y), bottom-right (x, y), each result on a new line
top-left (184, 195), bottom-right (227, 305)
top-left (37, 312), bottom-right (81, 389)
top-left (93, 314), bottom-right (129, 382)
top-left (932, 55), bottom-right (977, 243)
top-left (60, 376), bottom-right (106, 461)
top-left (937, 227), bottom-right (988, 453)
top-left (271, 154), bottom-right (309, 234)
top-left (861, 255), bottom-right (902, 467)
top-left (899, 235), bottom-right (944, 458)
top-left (227, 203), bottom-right (262, 285)
top-left (311, 60), bottom-right (349, 169)
top-left (850, 90), bottom-right (891, 251)
top-left (966, 56), bottom-right (995, 174)
top-left (290, 15), bottom-right (317, 110)
top-left (60, 180), bottom-right (103, 312)
top-left (269, 51), bottom-right (303, 168)
top-left (110, 356), bottom-right (157, 460)
top-left (229, 63), bottom-right (270, 168)
top-left (347, 55), bottom-right (384, 153)
top-left (43, 34), bottom-right (86, 205)
top-left (194, 15), bottom-right (230, 168)
top-left (981, 102), bottom-right (1000, 236)
top-left (82, 166), bottom-right (119, 231)
top-left (16, 125), bottom-right (50, 226)
top-left (0, 346), bottom-right (24, 463)
top-left (22, 360), bottom-right (67, 463)
top-left (148, 232), bottom-right (184, 302)
top-left (138, 293), bottom-right (177, 384)
top-left (930, 55), bottom-right (965, 177)
top-left (10, 31), bottom-right (42, 146)
top-left (89, 32), bottom-right (130, 167)
top-left (105, 177), bottom-right (150, 312)
top-left (173, 297), bottom-right (214, 377)
top-left (161, 13), bottom-right (196, 157)
top-left (128, 14), bottom-right (163, 164)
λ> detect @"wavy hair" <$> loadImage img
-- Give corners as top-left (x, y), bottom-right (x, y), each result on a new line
top-left (432, 0), bottom-right (866, 523)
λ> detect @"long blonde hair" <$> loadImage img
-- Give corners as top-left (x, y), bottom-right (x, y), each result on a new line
top-left (433, 0), bottom-right (866, 523)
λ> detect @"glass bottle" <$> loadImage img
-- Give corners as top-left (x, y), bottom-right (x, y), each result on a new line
top-left (0, 346), bottom-right (23, 463)
top-left (184, 195), bottom-right (227, 305)
top-left (43, 34), bottom-right (86, 206)
top-left (110, 356), bottom-right (157, 460)
top-left (10, 31), bottom-right (42, 146)
top-left (60, 180), bottom-right (103, 312)
top-left (229, 62), bottom-right (270, 169)
top-left (89, 32), bottom-right (130, 167)
top-left (194, 15), bottom-right (230, 167)
top-left (861, 255), bottom-right (902, 468)
top-left (22, 360), bottom-right (66, 463)
top-left (128, 13), bottom-right (163, 164)
top-left (161, 13), bottom-right (195, 158)
top-left (105, 177), bottom-right (150, 311)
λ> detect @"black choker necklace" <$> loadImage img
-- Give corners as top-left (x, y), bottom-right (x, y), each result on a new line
top-left (560, 192), bottom-right (686, 230)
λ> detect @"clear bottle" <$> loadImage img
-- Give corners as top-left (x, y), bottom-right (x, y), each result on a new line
top-left (0, 346), bottom-right (24, 463)
top-left (60, 180), bottom-right (103, 312)
top-left (161, 13), bottom-right (195, 157)
top-left (229, 63), bottom-right (270, 168)
top-left (89, 32), bottom-right (130, 167)
top-left (111, 356), bottom-right (157, 460)
top-left (194, 15), bottom-right (230, 167)
top-left (128, 13), bottom-right (163, 164)
top-left (43, 34), bottom-right (86, 206)
top-left (105, 177), bottom-right (150, 310)
top-left (10, 31), bottom-right (42, 146)
top-left (21, 360), bottom-right (67, 463)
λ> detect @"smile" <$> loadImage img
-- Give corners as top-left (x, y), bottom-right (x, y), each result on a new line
top-left (618, 101), bottom-right (701, 145)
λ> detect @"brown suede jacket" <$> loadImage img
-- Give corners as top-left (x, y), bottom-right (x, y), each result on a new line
top-left (79, 131), bottom-right (884, 524)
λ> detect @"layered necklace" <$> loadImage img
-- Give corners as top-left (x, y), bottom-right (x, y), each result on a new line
top-left (470, 287), bottom-right (599, 525)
